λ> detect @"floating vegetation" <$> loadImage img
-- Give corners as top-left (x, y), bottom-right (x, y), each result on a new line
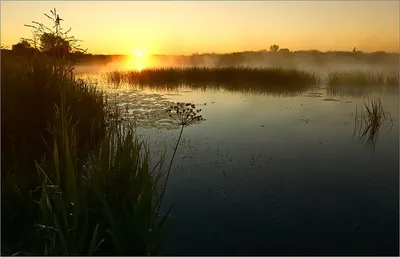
top-left (353, 98), bottom-right (394, 151)
top-left (101, 89), bottom-right (188, 130)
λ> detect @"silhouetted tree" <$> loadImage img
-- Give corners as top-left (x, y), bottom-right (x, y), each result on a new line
top-left (269, 44), bottom-right (279, 52)
top-left (11, 39), bottom-right (35, 56)
top-left (24, 8), bottom-right (87, 60)
top-left (40, 33), bottom-right (72, 58)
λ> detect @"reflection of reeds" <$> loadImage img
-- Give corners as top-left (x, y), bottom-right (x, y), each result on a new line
top-left (327, 70), bottom-right (398, 96)
top-left (353, 98), bottom-right (393, 151)
top-left (106, 67), bottom-right (320, 95)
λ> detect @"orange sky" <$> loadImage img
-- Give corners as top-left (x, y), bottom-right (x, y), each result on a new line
top-left (1, 1), bottom-right (399, 55)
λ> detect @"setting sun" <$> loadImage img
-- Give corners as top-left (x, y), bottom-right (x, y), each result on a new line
top-left (137, 51), bottom-right (143, 57)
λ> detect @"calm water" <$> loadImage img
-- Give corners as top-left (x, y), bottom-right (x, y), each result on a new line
top-left (86, 73), bottom-right (399, 255)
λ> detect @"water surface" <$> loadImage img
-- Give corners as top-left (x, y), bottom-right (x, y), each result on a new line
top-left (86, 73), bottom-right (399, 255)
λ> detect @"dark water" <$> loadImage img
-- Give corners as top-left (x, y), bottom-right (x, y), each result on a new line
top-left (90, 74), bottom-right (399, 255)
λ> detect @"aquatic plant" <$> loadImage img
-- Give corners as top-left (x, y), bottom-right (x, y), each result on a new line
top-left (106, 66), bottom-right (320, 95)
top-left (326, 70), bottom-right (398, 88)
top-left (353, 98), bottom-right (393, 151)
top-left (386, 74), bottom-right (399, 88)
top-left (326, 70), bottom-right (398, 96)
top-left (158, 102), bottom-right (204, 212)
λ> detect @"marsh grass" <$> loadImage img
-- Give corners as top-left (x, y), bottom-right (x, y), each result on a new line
top-left (3, 101), bottom-right (170, 255)
top-left (385, 74), bottom-right (399, 88)
top-left (106, 67), bottom-right (320, 94)
top-left (1, 67), bottom-right (173, 255)
top-left (326, 70), bottom-right (399, 96)
top-left (1, 56), bottom-right (106, 189)
top-left (327, 70), bottom-right (397, 88)
top-left (2, 9), bottom-right (174, 255)
top-left (353, 98), bottom-right (393, 151)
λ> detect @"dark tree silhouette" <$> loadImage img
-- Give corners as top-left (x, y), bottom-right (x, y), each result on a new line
top-left (40, 33), bottom-right (72, 58)
top-left (23, 8), bottom-right (87, 60)
top-left (11, 39), bottom-right (35, 56)
top-left (270, 44), bottom-right (280, 52)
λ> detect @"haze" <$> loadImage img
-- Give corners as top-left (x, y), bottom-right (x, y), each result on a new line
top-left (1, 1), bottom-right (399, 55)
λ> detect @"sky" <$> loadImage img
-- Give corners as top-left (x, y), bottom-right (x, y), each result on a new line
top-left (1, 1), bottom-right (399, 55)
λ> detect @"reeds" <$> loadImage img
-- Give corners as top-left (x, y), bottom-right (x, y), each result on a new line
top-left (353, 98), bottom-right (393, 151)
top-left (2, 9), bottom-right (174, 255)
top-left (327, 70), bottom-right (398, 88)
top-left (2, 105), bottom-right (170, 255)
top-left (326, 70), bottom-right (398, 96)
top-left (1, 66), bottom-right (173, 254)
top-left (1, 55), bottom-right (106, 190)
top-left (106, 67), bottom-right (320, 94)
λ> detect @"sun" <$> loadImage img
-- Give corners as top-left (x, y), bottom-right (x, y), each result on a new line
top-left (125, 49), bottom-right (153, 71)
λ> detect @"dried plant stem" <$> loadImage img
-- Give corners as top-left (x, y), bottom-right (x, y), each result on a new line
top-left (158, 124), bottom-right (184, 213)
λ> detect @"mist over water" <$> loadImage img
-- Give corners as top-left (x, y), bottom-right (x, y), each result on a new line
top-left (75, 51), bottom-right (399, 76)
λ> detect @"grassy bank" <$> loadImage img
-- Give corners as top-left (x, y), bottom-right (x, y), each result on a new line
top-left (2, 9), bottom-right (176, 254)
top-left (1, 53), bottom-right (105, 188)
top-left (106, 67), bottom-right (321, 94)
top-left (1, 53), bottom-right (172, 256)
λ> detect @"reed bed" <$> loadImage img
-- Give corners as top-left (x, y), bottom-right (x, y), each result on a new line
top-left (2, 9), bottom-right (174, 255)
top-left (1, 55), bottom-right (106, 189)
top-left (327, 70), bottom-right (398, 88)
top-left (2, 110), bottom-right (170, 255)
top-left (1, 55), bottom-right (172, 256)
top-left (106, 67), bottom-right (320, 94)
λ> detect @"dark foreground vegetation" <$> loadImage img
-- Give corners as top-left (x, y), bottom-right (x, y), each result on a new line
top-left (1, 9), bottom-right (176, 255)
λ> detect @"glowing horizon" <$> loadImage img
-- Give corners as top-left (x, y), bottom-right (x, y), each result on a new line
top-left (1, 1), bottom-right (399, 55)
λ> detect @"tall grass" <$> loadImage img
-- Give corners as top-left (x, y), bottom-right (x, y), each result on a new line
top-left (1, 55), bottom-right (106, 189)
top-left (353, 98), bottom-right (393, 151)
top-left (2, 9), bottom-right (173, 254)
top-left (26, 105), bottom-right (170, 255)
top-left (1, 57), bottom-right (173, 256)
top-left (327, 70), bottom-right (398, 88)
top-left (106, 67), bottom-right (320, 94)
top-left (326, 70), bottom-right (398, 96)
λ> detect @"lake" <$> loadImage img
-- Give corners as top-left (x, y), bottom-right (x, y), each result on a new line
top-left (80, 70), bottom-right (399, 255)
